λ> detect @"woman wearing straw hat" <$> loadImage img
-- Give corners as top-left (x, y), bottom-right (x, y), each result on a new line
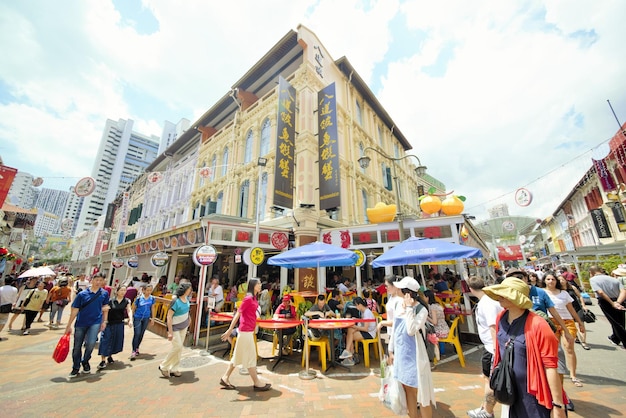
top-left (483, 277), bottom-right (566, 418)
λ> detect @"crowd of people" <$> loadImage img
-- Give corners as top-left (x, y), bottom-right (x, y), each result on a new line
top-left (1, 261), bottom-right (624, 417)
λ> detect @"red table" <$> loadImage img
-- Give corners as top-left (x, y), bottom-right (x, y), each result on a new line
top-left (307, 317), bottom-right (376, 371)
top-left (256, 318), bottom-right (303, 370)
top-left (210, 312), bottom-right (234, 323)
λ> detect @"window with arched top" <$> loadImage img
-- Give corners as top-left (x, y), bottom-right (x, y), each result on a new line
top-left (244, 130), bottom-right (253, 163)
top-left (239, 180), bottom-right (250, 218)
top-left (362, 189), bottom-right (369, 223)
top-left (210, 154), bottom-right (217, 182)
top-left (259, 172), bottom-right (268, 221)
top-left (216, 192), bottom-right (223, 214)
top-left (260, 118), bottom-right (271, 156)
top-left (222, 147), bottom-right (229, 176)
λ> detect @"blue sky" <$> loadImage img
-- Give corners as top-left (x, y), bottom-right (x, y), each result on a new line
top-left (1, 0), bottom-right (625, 223)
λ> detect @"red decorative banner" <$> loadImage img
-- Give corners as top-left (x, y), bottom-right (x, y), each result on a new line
top-left (0, 165), bottom-right (18, 207)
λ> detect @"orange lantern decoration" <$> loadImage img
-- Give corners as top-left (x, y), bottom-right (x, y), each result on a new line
top-left (441, 195), bottom-right (465, 216)
top-left (419, 195), bottom-right (442, 214)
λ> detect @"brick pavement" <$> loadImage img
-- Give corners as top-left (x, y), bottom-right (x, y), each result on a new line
top-left (0, 302), bottom-right (624, 417)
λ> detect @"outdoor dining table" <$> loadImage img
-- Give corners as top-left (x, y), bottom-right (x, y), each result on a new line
top-left (256, 318), bottom-right (303, 370)
top-left (307, 317), bottom-right (377, 371)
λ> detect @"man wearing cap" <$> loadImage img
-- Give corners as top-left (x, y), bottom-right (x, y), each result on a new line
top-left (274, 294), bottom-right (297, 354)
top-left (590, 266), bottom-right (626, 347)
top-left (483, 277), bottom-right (566, 417)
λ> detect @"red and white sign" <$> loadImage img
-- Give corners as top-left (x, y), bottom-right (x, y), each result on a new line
top-left (514, 188), bottom-right (533, 207)
top-left (0, 165), bottom-right (18, 207)
top-left (75, 177), bottom-right (96, 197)
top-left (193, 245), bottom-right (217, 266)
top-left (199, 167), bottom-right (213, 179)
top-left (271, 232), bottom-right (288, 250)
top-left (497, 245), bottom-right (524, 261)
top-left (147, 172), bottom-right (163, 184)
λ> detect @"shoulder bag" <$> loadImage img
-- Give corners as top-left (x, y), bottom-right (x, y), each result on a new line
top-left (489, 313), bottom-right (526, 405)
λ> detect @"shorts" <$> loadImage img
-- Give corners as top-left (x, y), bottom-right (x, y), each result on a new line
top-left (556, 319), bottom-right (577, 339)
top-left (360, 331), bottom-right (374, 340)
top-left (0, 312), bottom-right (8, 325)
top-left (481, 349), bottom-right (493, 377)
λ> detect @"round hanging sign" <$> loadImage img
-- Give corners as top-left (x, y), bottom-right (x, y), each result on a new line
top-left (242, 248), bottom-right (252, 266)
top-left (250, 247), bottom-right (265, 266)
top-left (111, 258), bottom-right (125, 269)
top-left (192, 245), bottom-right (217, 267)
top-left (32, 177), bottom-right (44, 187)
top-left (147, 172), bottom-right (163, 184)
top-left (127, 255), bottom-right (139, 269)
top-left (151, 252), bottom-right (169, 267)
top-left (75, 177), bottom-right (96, 197)
top-left (514, 188), bottom-right (533, 207)
top-left (271, 232), bottom-right (289, 250)
top-left (60, 218), bottom-right (73, 232)
top-left (502, 220), bottom-right (515, 232)
top-left (354, 249), bottom-right (366, 267)
top-left (198, 167), bottom-right (212, 178)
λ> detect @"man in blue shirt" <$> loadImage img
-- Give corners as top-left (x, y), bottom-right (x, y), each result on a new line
top-left (64, 273), bottom-right (110, 378)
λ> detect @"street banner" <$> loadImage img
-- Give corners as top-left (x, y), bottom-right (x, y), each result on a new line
top-left (0, 165), bottom-right (18, 207)
top-left (590, 208), bottom-right (612, 238)
top-left (273, 76), bottom-right (296, 209)
top-left (318, 82), bottom-right (340, 210)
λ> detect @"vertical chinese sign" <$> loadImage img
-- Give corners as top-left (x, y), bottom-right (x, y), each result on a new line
top-left (117, 192), bottom-right (130, 245)
top-left (273, 76), bottom-right (296, 209)
top-left (318, 83), bottom-right (340, 210)
top-left (0, 165), bottom-right (18, 207)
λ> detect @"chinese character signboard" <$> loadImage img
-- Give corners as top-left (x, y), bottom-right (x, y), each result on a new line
top-left (318, 83), bottom-right (340, 210)
top-left (609, 202), bottom-right (626, 232)
top-left (273, 76), bottom-right (296, 209)
top-left (590, 208), bottom-right (612, 238)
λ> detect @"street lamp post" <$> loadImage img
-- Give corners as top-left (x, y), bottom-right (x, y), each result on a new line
top-left (358, 147), bottom-right (427, 244)
top-left (253, 157), bottom-right (268, 277)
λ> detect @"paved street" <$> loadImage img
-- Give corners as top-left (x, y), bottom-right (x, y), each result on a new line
top-left (1, 302), bottom-right (625, 417)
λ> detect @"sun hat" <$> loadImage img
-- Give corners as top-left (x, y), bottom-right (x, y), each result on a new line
top-left (393, 276), bottom-right (420, 292)
top-left (482, 277), bottom-right (533, 310)
top-left (612, 266), bottom-right (626, 276)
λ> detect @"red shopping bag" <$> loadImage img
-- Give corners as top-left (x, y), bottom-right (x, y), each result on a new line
top-left (53, 334), bottom-right (70, 363)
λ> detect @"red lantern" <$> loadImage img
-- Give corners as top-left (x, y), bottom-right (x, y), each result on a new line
top-left (236, 231), bottom-right (250, 241)
top-left (0, 247), bottom-right (8, 256)
top-left (15, 258), bottom-right (23, 265)
top-left (423, 227), bottom-right (442, 238)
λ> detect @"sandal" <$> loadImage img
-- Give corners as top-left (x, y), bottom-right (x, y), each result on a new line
top-left (581, 343), bottom-right (591, 350)
top-left (571, 377), bottom-right (583, 387)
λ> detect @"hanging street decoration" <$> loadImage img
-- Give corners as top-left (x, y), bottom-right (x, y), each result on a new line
top-left (514, 187), bottom-right (533, 207)
top-left (147, 172), bottom-right (164, 184)
top-left (75, 177), bottom-right (96, 197)
top-left (366, 202), bottom-right (396, 223)
top-left (32, 177), bottom-right (44, 187)
top-left (198, 167), bottom-right (212, 178)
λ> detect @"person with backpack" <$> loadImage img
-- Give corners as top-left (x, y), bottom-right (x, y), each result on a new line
top-left (482, 277), bottom-right (566, 418)
top-left (45, 278), bottom-right (72, 328)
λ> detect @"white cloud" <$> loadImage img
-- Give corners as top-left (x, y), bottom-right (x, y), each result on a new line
top-left (1, 0), bottom-right (625, 224)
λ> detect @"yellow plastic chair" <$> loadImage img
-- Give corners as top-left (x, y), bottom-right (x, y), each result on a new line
top-left (434, 317), bottom-right (465, 367)
top-left (272, 332), bottom-right (294, 356)
top-left (355, 318), bottom-right (381, 368)
top-left (301, 336), bottom-right (331, 372)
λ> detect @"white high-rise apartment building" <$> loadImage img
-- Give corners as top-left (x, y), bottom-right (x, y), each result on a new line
top-left (159, 118), bottom-right (190, 156)
top-left (34, 188), bottom-right (69, 218)
top-left (63, 187), bottom-right (81, 236)
top-left (6, 171), bottom-right (36, 208)
top-left (488, 203), bottom-right (510, 218)
top-left (75, 119), bottom-right (159, 234)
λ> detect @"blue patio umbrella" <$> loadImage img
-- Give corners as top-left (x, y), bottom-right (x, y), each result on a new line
top-left (372, 236), bottom-right (483, 268)
top-left (268, 241), bottom-right (358, 268)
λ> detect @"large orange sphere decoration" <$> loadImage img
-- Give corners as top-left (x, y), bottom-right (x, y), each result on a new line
top-left (441, 195), bottom-right (465, 215)
top-left (419, 195), bottom-right (442, 214)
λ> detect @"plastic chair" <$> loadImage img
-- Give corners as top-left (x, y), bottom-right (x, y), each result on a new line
top-left (355, 318), bottom-right (381, 368)
top-left (301, 335), bottom-right (331, 372)
top-left (434, 317), bottom-right (465, 367)
top-left (272, 332), bottom-right (294, 356)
